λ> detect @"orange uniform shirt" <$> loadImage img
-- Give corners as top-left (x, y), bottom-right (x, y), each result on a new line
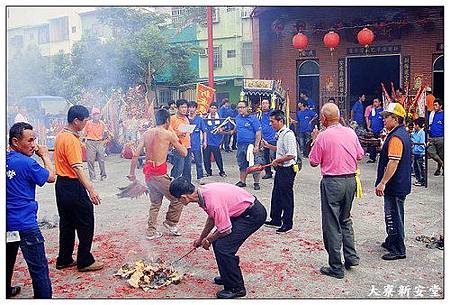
top-left (170, 115), bottom-right (191, 148)
top-left (426, 94), bottom-right (436, 112)
top-left (54, 129), bottom-right (83, 179)
top-left (84, 120), bottom-right (107, 140)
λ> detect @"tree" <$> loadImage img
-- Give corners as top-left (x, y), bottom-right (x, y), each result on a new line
top-left (7, 45), bottom-right (51, 101)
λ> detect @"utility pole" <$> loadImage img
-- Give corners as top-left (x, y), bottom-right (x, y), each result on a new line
top-left (207, 6), bottom-right (214, 89)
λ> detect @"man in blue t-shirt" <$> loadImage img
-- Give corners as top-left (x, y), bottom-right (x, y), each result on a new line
top-left (218, 98), bottom-right (233, 152)
top-left (6, 122), bottom-right (56, 299)
top-left (427, 98), bottom-right (444, 176)
top-left (300, 90), bottom-right (317, 112)
top-left (351, 93), bottom-right (366, 128)
top-left (258, 99), bottom-right (276, 179)
top-left (188, 101), bottom-right (207, 183)
top-left (234, 100), bottom-right (262, 190)
top-left (411, 117), bottom-right (426, 186)
top-left (367, 98), bottom-right (384, 163)
top-left (296, 101), bottom-right (318, 157)
top-left (203, 102), bottom-right (229, 178)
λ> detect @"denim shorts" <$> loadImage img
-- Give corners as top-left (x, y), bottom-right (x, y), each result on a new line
top-left (236, 143), bottom-right (263, 171)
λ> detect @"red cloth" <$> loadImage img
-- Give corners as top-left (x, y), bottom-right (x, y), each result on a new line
top-left (143, 162), bottom-right (167, 181)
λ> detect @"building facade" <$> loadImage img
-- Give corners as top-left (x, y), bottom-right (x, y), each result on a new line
top-left (7, 7), bottom-right (95, 59)
top-left (252, 6), bottom-right (444, 118)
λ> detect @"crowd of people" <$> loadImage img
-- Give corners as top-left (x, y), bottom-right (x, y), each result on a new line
top-left (6, 87), bottom-right (444, 298)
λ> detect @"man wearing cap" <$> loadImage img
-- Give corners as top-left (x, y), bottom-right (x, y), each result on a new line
top-left (309, 103), bottom-right (363, 279)
top-left (84, 107), bottom-right (110, 181)
top-left (169, 177), bottom-right (267, 299)
top-left (375, 103), bottom-right (412, 261)
top-left (427, 98), bottom-right (444, 176)
top-left (425, 87), bottom-right (436, 113)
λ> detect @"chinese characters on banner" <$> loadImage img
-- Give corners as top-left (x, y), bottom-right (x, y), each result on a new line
top-left (196, 83), bottom-right (216, 114)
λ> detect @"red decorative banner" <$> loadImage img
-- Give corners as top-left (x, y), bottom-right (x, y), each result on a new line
top-left (196, 83), bottom-right (216, 114)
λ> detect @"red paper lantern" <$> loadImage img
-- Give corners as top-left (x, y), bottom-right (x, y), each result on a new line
top-left (357, 27), bottom-right (375, 47)
top-left (292, 33), bottom-right (308, 51)
top-left (323, 31), bottom-right (340, 51)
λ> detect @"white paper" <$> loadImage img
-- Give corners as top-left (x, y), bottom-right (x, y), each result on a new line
top-left (7, 231), bottom-right (20, 243)
top-left (179, 124), bottom-right (196, 133)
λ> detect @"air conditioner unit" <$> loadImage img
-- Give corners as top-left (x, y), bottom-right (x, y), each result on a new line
top-left (241, 9), bottom-right (251, 19)
top-left (199, 48), bottom-right (208, 57)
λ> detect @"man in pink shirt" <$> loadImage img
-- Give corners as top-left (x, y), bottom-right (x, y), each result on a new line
top-left (309, 103), bottom-right (364, 279)
top-left (169, 177), bottom-right (266, 299)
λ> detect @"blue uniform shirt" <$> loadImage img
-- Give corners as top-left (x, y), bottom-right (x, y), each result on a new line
top-left (204, 116), bottom-right (224, 147)
top-left (411, 129), bottom-right (426, 156)
top-left (189, 115), bottom-right (205, 151)
top-left (429, 111), bottom-right (444, 138)
top-left (370, 107), bottom-right (384, 134)
top-left (6, 150), bottom-right (49, 231)
top-left (296, 109), bottom-right (317, 133)
top-left (235, 114), bottom-right (261, 145)
top-left (260, 110), bottom-right (276, 143)
top-left (352, 100), bottom-right (365, 126)
top-left (305, 98), bottom-right (317, 110)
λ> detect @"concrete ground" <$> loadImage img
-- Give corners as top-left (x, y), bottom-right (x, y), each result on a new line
top-left (11, 152), bottom-right (444, 299)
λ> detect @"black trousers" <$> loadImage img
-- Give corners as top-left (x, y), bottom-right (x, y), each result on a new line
top-left (55, 176), bottom-right (95, 268)
top-left (203, 145), bottom-right (225, 175)
top-left (212, 200), bottom-right (267, 290)
top-left (269, 166), bottom-right (296, 228)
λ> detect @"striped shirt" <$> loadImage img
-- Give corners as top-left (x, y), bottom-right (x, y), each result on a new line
top-left (275, 126), bottom-right (297, 167)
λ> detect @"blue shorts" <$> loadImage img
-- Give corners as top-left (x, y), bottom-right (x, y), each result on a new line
top-left (236, 143), bottom-right (263, 171)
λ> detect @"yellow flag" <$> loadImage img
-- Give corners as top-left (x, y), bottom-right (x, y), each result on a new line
top-left (355, 168), bottom-right (363, 199)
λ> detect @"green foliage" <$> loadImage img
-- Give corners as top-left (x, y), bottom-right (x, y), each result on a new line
top-left (7, 45), bottom-right (51, 101)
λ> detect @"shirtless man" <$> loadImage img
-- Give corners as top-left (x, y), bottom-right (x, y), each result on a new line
top-left (128, 109), bottom-right (188, 240)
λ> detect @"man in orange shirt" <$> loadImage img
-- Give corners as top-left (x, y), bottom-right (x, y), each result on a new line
top-left (169, 99), bottom-right (192, 182)
top-left (425, 87), bottom-right (436, 113)
top-left (54, 105), bottom-right (103, 272)
top-left (83, 107), bottom-right (110, 181)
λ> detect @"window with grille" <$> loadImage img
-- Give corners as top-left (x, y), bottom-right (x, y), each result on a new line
top-left (9, 35), bottom-right (23, 48)
top-left (227, 49), bottom-right (236, 58)
top-left (212, 7), bottom-right (220, 23)
top-left (171, 7), bottom-right (184, 23)
top-left (50, 16), bottom-right (69, 42)
top-left (38, 25), bottom-right (50, 44)
top-left (213, 46), bottom-right (222, 69)
top-left (242, 42), bottom-right (252, 65)
top-left (160, 90), bottom-right (171, 104)
top-left (227, 7), bottom-right (236, 12)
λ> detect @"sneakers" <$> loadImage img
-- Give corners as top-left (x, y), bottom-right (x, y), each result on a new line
top-left (219, 172), bottom-right (227, 177)
top-left (366, 159), bottom-right (376, 164)
top-left (163, 222), bottom-right (182, 236)
top-left (216, 287), bottom-right (247, 299)
top-left (100, 175), bottom-right (107, 181)
top-left (213, 276), bottom-right (224, 285)
top-left (253, 183), bottom-right (261, 190)
top-left (7, 286), bottom-right (21, 298)
top-left (235, 181), bottom-right (246, 187)
top-left (196, 178), bottom-right (206, 185)
top-left (56, 260), bottom-right (77, 270)
top-left (414, 181), bottom-right (425, 187)
top-left (261, 174), bottom-right (273, 179)
top-left (276, 226), bottom-right (292, 234)
top-left (146, 231), bottom-right (163, 240)
top-left (78, 261), bottom-right (104, 272)
top-left (434, 169), bottom-right (441, 176)
top-left (344, 261), bottom-right (359, 270)
top-left (381, 253), bottom-right (406, 260)
top-left (264, 220), bottom-right (282, 228)
top-left (319, 266), bottom-right (344, 279)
